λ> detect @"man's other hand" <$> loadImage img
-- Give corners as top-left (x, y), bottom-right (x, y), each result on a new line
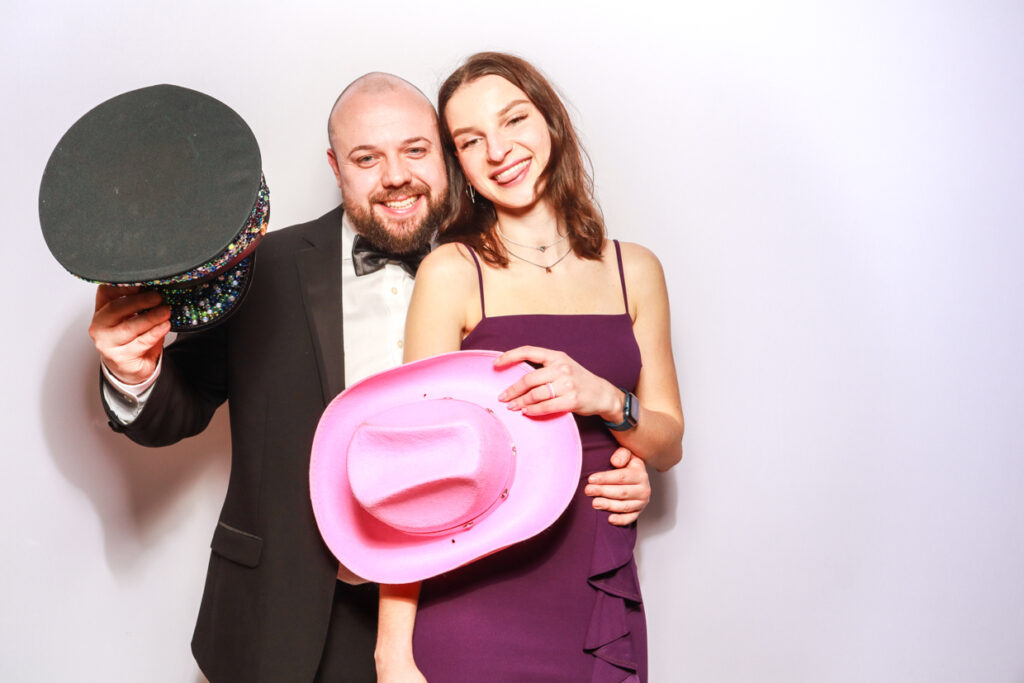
top-left (584, 447), bottom-right (652, 526)
top-left (89, 285), bottom-right (171, 385)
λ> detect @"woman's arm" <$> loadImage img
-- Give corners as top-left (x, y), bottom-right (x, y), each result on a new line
top-left (496, 243), bottom-right (684, 472)
top-left (403, 244), bottom-right (478, 361)
top-left (375, 583), bottom-right (426, 682)
top-left (376, 244), bottom-right (477, 681)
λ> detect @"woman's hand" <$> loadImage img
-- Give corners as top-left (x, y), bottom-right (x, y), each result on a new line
top-left (494, 346), bottom-right (622, 422)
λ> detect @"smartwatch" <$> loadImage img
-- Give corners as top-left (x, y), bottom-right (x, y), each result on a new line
top-left (603, 388), bottom-right (639, 431)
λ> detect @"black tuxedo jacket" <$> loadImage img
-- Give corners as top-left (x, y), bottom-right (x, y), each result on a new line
top-left (103, 206), bottom-right (374, 682)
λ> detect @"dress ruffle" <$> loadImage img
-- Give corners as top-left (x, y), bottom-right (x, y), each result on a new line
top-left (584, 520), bottom-right (643, 683)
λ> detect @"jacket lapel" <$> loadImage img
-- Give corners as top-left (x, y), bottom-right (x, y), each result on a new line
top-left (296, 206), bottom-right (345, 405)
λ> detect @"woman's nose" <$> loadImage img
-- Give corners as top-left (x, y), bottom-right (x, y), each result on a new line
top-left (486, 134), bottom-right (512, 164)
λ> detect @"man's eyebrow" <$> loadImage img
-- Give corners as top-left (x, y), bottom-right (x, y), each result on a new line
top-left (450, 99), bottom-right (531, 139)
top-left (347, 137), bottom-right (433, 156)
top-left (401, 136), bottom-right (433, 147)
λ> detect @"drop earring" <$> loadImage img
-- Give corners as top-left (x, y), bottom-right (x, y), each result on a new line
top-left (467, 184), bottom-right (476, 204)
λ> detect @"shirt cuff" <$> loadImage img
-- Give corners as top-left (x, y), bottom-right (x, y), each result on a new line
top-left (101, 356), bottom-right (162, 424)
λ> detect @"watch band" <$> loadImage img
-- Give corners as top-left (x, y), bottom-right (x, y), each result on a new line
top-left (603, 388), bottom-right (638, 432)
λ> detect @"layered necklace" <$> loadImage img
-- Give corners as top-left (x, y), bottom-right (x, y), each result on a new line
top-left (496, 225), bottom-right (570, 273)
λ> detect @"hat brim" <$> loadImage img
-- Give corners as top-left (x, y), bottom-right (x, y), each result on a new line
top-left (309, 350), bottom-right (582, 584)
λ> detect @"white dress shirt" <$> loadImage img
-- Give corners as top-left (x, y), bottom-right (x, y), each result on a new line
top-left (103, 214), bottom-right (416, 422)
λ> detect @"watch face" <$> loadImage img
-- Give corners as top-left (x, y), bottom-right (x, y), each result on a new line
top-left (627, 392), bottom-right (639, 425)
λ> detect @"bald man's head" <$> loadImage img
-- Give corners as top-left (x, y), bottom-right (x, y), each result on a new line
top-left (327, 73), bottom-right (434, 152)
top-left (325, 73), bottom-right (449, 253)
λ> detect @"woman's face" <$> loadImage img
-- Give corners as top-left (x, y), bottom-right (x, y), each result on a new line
top-left (445, 75), bottom-right (552, 212)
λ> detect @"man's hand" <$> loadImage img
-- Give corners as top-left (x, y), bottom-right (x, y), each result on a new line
top-left (584, 447), bottom-right (651, 526)
top-left (89, 285), bottom-right (171, 385)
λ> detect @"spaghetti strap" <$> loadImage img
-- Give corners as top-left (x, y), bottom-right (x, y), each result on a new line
top-left (463, 244), bottom-right (486, 318)
top-left (613, 240), bottom-right (629, 314)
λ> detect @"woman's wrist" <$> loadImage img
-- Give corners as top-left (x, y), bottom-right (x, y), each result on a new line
top-left (599, 384), bottom-right (627, 424)
top-left (374, 643), bottom-right (415, 667)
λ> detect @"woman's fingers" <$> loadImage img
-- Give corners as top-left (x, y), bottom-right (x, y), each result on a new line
top-left (496, 345), bottom-right (613, 418)
top-left (504, 371), bottom-right (566, 406)
top-left (498, 347), bottom-right (571, 403)
top-left (493, 345), bottom-right (554, 369)
top-left (519, 393), bottom-right (575, 417)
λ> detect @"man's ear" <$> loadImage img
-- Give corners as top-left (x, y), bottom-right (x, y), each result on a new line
top-left (326, 148), bottom-right (343, 189)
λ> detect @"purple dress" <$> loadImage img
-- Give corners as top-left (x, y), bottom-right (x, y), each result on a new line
top-left (413, 241), bottom-right (647, 682)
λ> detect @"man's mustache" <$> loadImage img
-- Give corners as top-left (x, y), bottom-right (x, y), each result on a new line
top-left (370, 184), bottom-right (431, 203)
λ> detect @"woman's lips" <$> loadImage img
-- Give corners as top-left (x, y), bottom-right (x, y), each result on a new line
top-left (491, 158), bottom-right (531, 186)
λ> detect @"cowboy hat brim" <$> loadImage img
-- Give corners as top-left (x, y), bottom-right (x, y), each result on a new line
top-left (309, 350), bottom-right (582, 584)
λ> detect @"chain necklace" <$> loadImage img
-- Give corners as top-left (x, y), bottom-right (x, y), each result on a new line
top-left (503, 243), bottom-right (572, 273)
top-left (495, 225), bottom-right (567, 253)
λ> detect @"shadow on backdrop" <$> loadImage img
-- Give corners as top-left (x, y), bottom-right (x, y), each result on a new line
top-left (636, 456), bottom-right (682, 570)
top-left (41, 312), bottom-right (230, 576)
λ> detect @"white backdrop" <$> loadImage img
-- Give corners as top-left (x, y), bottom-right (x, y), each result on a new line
top-left (3, 1), bottom-right (1023, 681)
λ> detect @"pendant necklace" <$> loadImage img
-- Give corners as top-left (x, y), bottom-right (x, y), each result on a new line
top-left (502, 243), bottom-right (572, 273)
top-left (496, 225), bottom-right (567, 253)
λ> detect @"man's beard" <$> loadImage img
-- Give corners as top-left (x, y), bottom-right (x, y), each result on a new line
top-left (344, 184), bottom-right (448, 254)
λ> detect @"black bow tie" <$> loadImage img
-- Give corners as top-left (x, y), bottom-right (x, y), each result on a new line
top-left (351, 235), bottom-right (429, 278)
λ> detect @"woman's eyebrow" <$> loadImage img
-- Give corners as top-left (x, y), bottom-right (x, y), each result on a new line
top-left (450, 99), bottom-right (531, 138)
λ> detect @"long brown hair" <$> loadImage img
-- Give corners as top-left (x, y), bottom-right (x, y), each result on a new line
top-left (437, 52), bottom-right (605, 266)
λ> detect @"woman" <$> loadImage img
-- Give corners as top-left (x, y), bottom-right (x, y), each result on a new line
top-left (376, 52), bottom-right (684, 682)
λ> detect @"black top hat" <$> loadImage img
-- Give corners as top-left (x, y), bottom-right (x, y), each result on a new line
top-left (39, 84), bottom-right (269, 331)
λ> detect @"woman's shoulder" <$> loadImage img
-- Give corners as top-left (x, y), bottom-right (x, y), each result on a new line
top-left (417, 242), bottom-right (479, 282)
top-left (605, 239), bottom-right (668, 307)
top-left (606, 239), bottom-right (664, 276)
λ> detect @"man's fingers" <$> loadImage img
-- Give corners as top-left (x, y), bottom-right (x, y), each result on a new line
top-left (588, 468), bottom-right (631, 486)
top-left (584, 483), bottom-right (644, 501)
top-left (609, 447), bottom-right (633, 469)
top-left (607, 512), bottom-right (640, 526)
top-left (92, 290), bottom-right (164, 328)
top-left (100, 317), bottom-right (170, 385)
top-left (94, 285), bottom-right (150, 312)
top-left (95, 284), bottom-right (140, 311)
top-left (128, 318), bottom-right (172, 352)
top-left (95, 305), bottom-right (171, 347)
top-left (590, 496), bottom-right (645, 513)
top-left (588, 459), bottom-right (647, 486)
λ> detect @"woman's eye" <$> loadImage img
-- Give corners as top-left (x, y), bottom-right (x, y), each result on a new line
top-left (458, 138), bottom-right (481, 151)
top-left (508, 114), bottom-right (526, 126)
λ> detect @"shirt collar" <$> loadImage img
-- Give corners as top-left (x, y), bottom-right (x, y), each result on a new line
top-left (341, 214), bottom-right (357, 263)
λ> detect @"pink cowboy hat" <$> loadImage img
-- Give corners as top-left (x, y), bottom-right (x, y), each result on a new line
top-left (309, 350), bottom-right (582, 584)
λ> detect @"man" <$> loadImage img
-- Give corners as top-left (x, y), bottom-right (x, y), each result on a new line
top-left (90, 74), bottom-right (651, 682)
